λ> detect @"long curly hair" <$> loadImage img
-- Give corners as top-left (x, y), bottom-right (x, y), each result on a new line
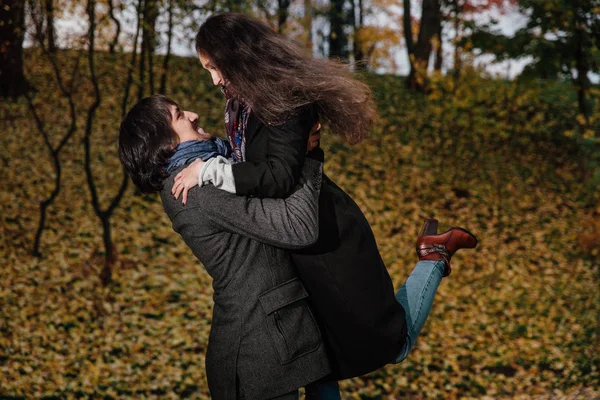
top-left (195, 13), bottom-right (376, 144)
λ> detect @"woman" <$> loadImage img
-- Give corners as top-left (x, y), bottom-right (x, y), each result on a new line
top-left (172, 13), bottom-right (478, 397)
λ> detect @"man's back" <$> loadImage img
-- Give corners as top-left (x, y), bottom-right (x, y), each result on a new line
top-left (158, 163), bottom-right (331, 400)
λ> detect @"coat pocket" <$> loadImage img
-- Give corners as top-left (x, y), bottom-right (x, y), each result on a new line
top-left (259, 278), bottom-right (322, 364)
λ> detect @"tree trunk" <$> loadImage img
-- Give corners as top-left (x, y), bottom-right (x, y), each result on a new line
top-left (574, 21), bottom-right (591, 128)
top-left (407, 0), bottom-right (441, 91)
top-left (124, 0), bottom-right (143, 116)
top-left (328, 0), bottom-right (348, 59)
top-left (138, 0), bottom-right (147, 99)
top-left (45, 0), bottom-right (57, 52)
top-left (413, 0), bottom-right (441, 66)
top-left (138, 0), bottom-right (158, 95)
top-left (138, 33), bottom-right (146, 99)
top-left (0, 0), bottom-right (27, 98)
top-left (304, 0), bottom-right (313, 50)
top-left (403, 0), bottom-right (415, 55)
top-left (108, 0), bottom-right (122, 53)
top-left (403, 0), bottom-right (416, 85)
top-left (451, 0), bottom-right (463, 80)
top-left (85, 0), bottom-right (129, 285)
top-left (140, 0), bottom-right (158, 95)
top-left (277, 0), bottom-right (291, 33)
top-left (352, 0), bottom-right (367, 70)
top-left (159, 0), bottom-right (173, 94)
top-left (147, 43), bottom-right (155, 95)
top-left (434, 20), bottom-right (443, 71)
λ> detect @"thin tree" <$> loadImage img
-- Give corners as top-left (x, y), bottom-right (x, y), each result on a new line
top-left (159, 0), bottom-right (174, 94)
top-left (138, 0), bottom-right (147, 99)
top-left (434, 17), bottom-right (443, 71)
top-left (304, 0), bottom-right (313, 50)
top-left (277, 0), bottom-right (291, 33)
top-left (138, 0), bottom-right (159, 98)
top-left (144, 0), bottom-right (159, 94)
top-left (572, 3), bottom-right (592, 127)
top-left (107, 0), bottom-right (122, 53)
top-left (329, 0), bottom-right (349, 59)
top-left (44, 0), bottom-right (57, 52)
top-left (447, 0), bottom-right (463, 77)
top-left (350, 0), bottom-right (366, 70)
top-left (83, 0), bottom-right (129, 285)
top-left (26, 43), bottom-right (82, 256)
top-left (122, 0), bottom-right (143, 116)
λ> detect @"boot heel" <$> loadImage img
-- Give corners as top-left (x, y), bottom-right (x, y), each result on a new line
top-left (420, 219), bottom-right (438, 236)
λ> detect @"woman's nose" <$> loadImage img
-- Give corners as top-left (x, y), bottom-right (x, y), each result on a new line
top-left (212, 72), bottom-right (222, 86)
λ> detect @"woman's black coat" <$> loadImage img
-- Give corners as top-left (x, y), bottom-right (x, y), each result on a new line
top-left (232, 106), bottom-right (407, 380)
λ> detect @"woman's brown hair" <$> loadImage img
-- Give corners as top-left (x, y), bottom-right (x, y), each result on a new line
top-left (195, 13), bottom-right (376, 144)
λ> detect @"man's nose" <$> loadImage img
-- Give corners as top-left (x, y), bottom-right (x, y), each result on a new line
top-left (184, 111), bottom-right (198, 123)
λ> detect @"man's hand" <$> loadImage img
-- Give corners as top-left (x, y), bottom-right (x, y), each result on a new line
top-left (172, 158), bottom-right (205, 205)
top-left (307, 122), bottom-right (321, 153)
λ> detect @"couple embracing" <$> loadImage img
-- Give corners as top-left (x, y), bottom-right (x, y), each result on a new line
top-left (118, 13), bottom-right (478, 400)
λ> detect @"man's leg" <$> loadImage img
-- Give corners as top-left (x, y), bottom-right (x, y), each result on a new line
top-left (305, 381), bottom-right (341, 400)
top-left (268, 390), bottom-right (299, 400)
top-left (394, 259), bottom-right (445, 362)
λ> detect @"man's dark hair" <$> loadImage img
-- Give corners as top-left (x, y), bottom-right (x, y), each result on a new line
top-left (195, 13), bottom-right (376, 144)
top-left (118, 95), bottom-right (178, 193)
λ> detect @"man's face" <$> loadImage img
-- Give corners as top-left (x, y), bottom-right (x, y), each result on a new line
top-left (169, 105), bottom-right (203, 144)
top-left (198, 52), bottom-right (225, 87)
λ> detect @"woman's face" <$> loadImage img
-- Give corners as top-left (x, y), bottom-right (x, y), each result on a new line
top-left (198, 52), bottom-right (225, 87)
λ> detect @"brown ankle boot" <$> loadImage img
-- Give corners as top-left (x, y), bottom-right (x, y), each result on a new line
top-left (415, 219), bottom-right (478, 277)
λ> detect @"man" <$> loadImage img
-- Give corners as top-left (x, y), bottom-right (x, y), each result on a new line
top-left (118, 95), bottom-right (331, 400)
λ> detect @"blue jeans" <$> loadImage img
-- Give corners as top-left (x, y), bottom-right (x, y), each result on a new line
top-left (394, 259), bottom-right (445, 362)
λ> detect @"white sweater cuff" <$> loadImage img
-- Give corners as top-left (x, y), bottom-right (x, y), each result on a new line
top-left (199, 156), bottom-right (236, 194)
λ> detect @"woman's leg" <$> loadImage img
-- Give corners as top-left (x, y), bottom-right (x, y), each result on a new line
top-left (394, 259), bottom-right (445, 363)
top-left (305, 381), bottom-right (341, 400)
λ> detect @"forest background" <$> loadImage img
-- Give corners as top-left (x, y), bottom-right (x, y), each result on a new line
top-left (1, 0), bottom-right (599, 398)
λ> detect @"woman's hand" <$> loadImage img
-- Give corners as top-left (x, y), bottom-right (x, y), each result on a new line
top-left (172, 158), bottom-right (205, 205)
top-left (307, 122), bottom-right (321, 153)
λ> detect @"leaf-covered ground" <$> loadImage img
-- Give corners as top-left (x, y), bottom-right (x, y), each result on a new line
top-left (1, 51), bottom-right (599, 399)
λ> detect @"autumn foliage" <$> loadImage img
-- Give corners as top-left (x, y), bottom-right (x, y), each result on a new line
top-left (0, 50), bottom-right (599, 398)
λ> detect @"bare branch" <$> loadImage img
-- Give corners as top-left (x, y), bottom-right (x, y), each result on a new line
top-left (26, 6), bottom-right (79, 256)
top-left (83, 0), bottom-right (131, 285)
top-left (108, 0), bottom-right (122, 53)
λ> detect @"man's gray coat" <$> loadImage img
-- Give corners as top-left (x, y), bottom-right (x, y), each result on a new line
top-left (159, 159), bottom-right (330, 400)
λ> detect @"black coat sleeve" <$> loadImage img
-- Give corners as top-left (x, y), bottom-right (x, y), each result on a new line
top-left (231, 105), bottom-right (317, 198)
